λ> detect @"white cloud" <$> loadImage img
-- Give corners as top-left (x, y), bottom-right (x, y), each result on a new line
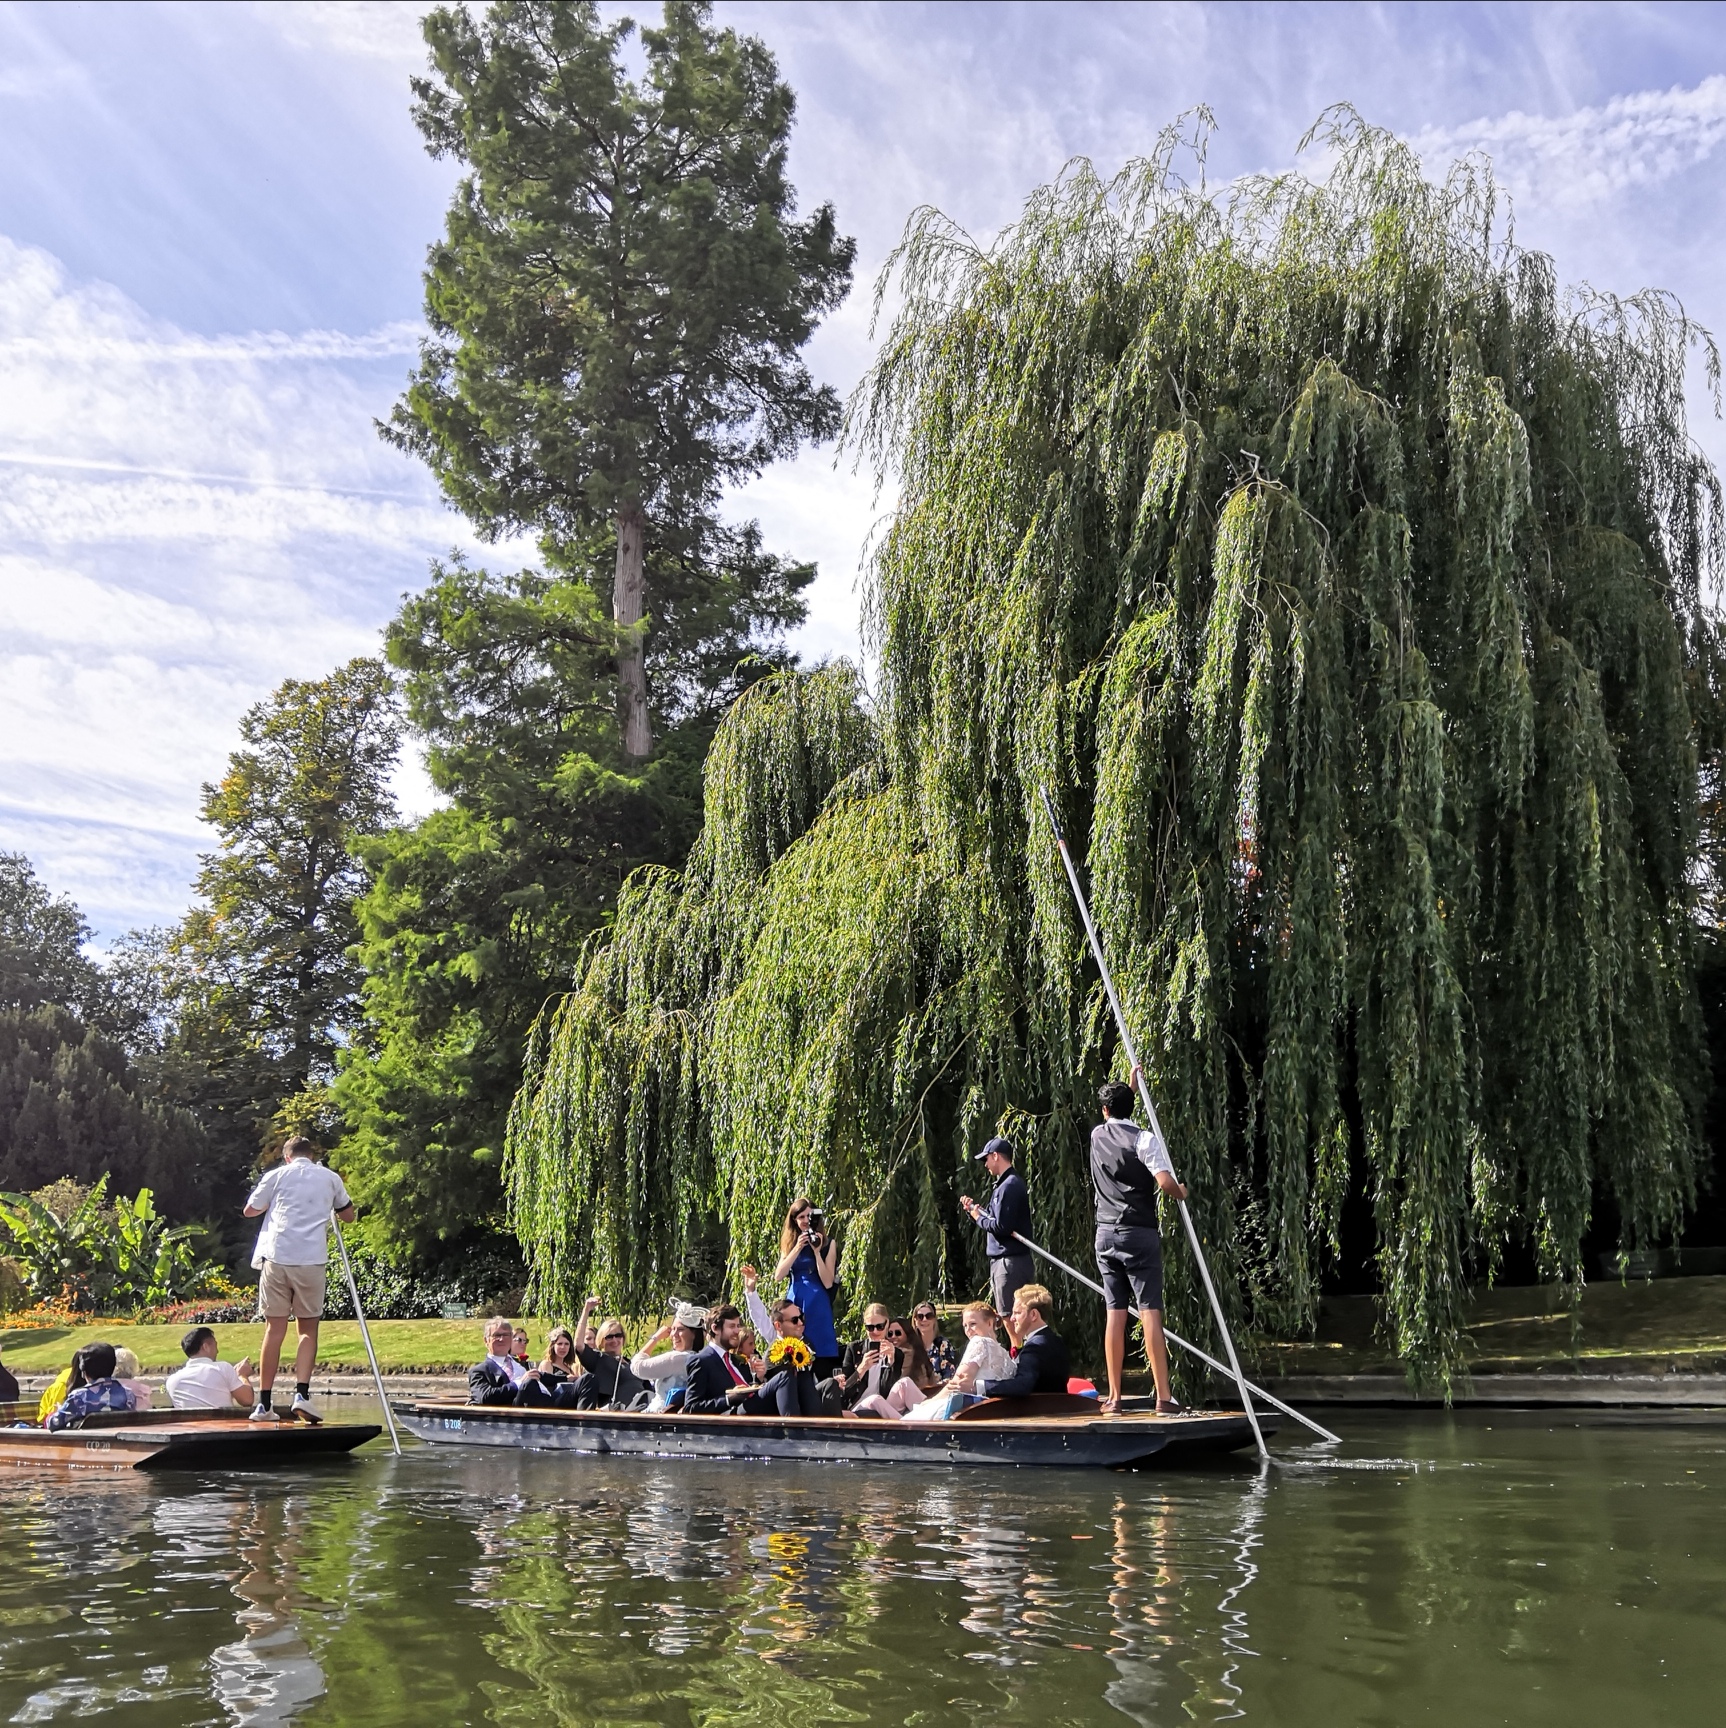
top-left (0, 236), bottom-right (480, 939)
top-left (1416, 74), bottom-right (1726, 210)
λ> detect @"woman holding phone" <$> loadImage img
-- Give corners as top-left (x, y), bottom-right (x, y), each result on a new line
top-left (773, 1195), bottom-right (840, 1374)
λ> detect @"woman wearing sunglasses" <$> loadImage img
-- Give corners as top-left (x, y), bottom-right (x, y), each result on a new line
top-left (570, 1296), bottom-right (650, 1408)
top-left (912, 1304), bottom-right (958, 1380)
top-left (847, 1318), bottom-right (943, 1419)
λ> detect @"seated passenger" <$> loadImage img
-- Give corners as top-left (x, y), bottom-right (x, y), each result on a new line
top-left (682, 1306), bottom-right (801, 1415)
top-left (977, 1284), bottom-right (1071, 1398)
top-left (111, 1346), bottom-right (152, 1411)
top-left (533, 1325), bottom-right (577, 1387)
top-left (570, 1298), bottom-right (650, 1409)
top-left (904, 1303), bottom-right (1014, 1421)
top-left (0, 1342), bottom-right (18, 1405)
top-left (820, 1304), bottom-right (901, 1413)
top-left (45, 1343), bottom-right (132, 1430)
top-left (849, 1318), bottom-right (943, 1418)
top-left (469, 1317), bottom-right (556, 1406)
top-left (629, 1305), bottom-right (707, 1412)
top-left (511, 1326), bottom-right (532, 1366)
top-left (37, 1363), bottom-right (74, 1426)
top-left (166, 1327), bottom-right (256, 1410)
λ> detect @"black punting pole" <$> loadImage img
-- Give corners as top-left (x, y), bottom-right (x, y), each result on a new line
top-left (1039, 785), bottom-right (1268, 1461)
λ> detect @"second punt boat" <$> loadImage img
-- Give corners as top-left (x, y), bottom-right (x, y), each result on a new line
top-left (395, 1393), bottom-right (1269, 1469)
top-left (0, 1405), bottom-right (382, 1472)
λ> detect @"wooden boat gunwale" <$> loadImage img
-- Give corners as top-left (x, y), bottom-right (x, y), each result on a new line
top-left (0, 1412), bottom-right (383, 1471)
top-left (395, 1396), bottom-right (1271, 1469)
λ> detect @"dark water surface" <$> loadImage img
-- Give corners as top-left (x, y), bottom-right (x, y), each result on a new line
top-left (0, 1408), bottom-right (1720, 1726)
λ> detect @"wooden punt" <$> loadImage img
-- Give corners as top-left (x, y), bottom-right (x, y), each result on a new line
top-left (395, 1394), bottom-right (1270, 1469)
top-left (0, 1406), bottom-right (382, 1472)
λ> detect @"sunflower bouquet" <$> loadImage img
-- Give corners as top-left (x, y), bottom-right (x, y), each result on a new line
top-left (767, 1336), bottom-right (813, 1372)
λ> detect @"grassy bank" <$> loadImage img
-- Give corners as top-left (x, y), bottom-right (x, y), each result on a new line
top-left (0, 1317), bottom-right (510, 1375)
top-left (7, 1276), bottom-right (1726, 1379)
top-left (1259, 1274), bottom-right (1726, 1377)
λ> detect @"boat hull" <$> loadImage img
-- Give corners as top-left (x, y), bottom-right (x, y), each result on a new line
top-left (0, 1418), bottom-right (382, 1472)
top-left (395, 1400), bottom-right (1266, 1469)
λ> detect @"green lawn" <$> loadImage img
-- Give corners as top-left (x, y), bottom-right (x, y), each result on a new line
top-left (8, 1277), bottom-right (1726, 1379)
top-left (0, 1316), bottom-right (519, 1375)
top-left (1259, 1274), bottom-right (1726, 1377)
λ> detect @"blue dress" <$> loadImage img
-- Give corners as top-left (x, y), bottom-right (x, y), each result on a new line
top-left (787, 1245), bottom-right (839, 1359)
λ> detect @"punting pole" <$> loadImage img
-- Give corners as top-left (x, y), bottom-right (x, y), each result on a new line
top-left (332, 1211), bottom-right (402, 1457)
top-left (1012, 1228), bottom-right (1341, 1445)
top-left (1039, 786), bottom-right (1268, 1462)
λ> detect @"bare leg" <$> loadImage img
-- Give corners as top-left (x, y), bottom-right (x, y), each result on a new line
top-left (1142, 1308), bottom-right (1173, 1405)
top-left (293, 1319), bottom-right (319, 1387)
top-left (259, 1316), bottom-right (293, 1393)
top-left (1102, 1309), bottom-right (1129, 1410)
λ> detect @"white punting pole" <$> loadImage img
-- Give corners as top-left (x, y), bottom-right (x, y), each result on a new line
top-left (1039, 785), bottom-right (1268, 1461)
top-left (1012, 1228), bottom-right (1340, 1445)
top-left (332, 1211), bottom-right (402, 1457)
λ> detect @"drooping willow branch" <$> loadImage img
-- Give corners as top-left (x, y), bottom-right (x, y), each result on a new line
top-left (506, 110), bottom-right (1724, 1392)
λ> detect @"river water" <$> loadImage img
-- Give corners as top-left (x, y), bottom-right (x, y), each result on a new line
top-left (0, 1407), bottom-right (1719, 1726)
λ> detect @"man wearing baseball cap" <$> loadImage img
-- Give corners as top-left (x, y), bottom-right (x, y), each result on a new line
top-left (959, 1137), bottom-right (1034, 1318)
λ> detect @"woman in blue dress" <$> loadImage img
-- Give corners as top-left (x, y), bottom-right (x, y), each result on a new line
top-left (773, 1196), bottom-right (840, 1374)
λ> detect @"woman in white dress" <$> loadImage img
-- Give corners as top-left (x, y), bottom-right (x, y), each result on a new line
top-left (628, 1303), bottom-right (708, 1411)
top-left (901, 1304), bottom-right (1015, 1421)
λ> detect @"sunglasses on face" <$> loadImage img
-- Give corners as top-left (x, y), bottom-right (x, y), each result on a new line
top-left (914, 1309), bottom-right (936, 1320)
top-left (782, 1312), bottom-right (804, 1324)
top-left (600, 1333), bottom-right (624, 1345)
top-left (886, 1329), bottom-right (906, 1341)
top-left (865, 1322), bottom-right (886, 1333)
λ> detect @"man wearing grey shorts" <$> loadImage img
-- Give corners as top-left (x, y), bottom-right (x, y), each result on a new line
top-left (1091, 1072), bottom-right (1188, 1416)
top-left (243, 1136), bottom-right (356, 1423)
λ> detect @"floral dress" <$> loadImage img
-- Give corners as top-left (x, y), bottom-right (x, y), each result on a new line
top-left (925, 1335), bottom-right (960, 1381)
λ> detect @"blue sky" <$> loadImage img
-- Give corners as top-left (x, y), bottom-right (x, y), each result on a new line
top-left (3, 1), bottom-right (1726, 942)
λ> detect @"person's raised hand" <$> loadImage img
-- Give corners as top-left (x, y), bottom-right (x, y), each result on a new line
top-left (582, 1295), bottom-right (601, 1313)
top-left (741, 1264), bottom-right (758, 1293)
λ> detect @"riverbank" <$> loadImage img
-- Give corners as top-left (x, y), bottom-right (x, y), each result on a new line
top-left (7, 1274), bottom-right (1726, 1397)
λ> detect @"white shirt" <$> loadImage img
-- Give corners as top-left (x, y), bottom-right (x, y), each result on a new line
top-left (487, 1352), bottom-right (528, 1388)
top-left (246, 1159), bottom-right (352, 1269)
top-left (1135, 1125), bottom-right (1175, 1178)
top-left (166, 1357), bottom-right (246, 1410)
top-left (955, 1334), bottom-right (1014, 1385)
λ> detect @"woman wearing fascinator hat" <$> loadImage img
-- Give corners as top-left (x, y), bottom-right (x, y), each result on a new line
top-left (629, 1301), bottom-right (709, 1412)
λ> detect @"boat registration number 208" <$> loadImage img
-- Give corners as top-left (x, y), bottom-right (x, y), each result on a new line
top-left (442, 1419), bottom-right (464, 1432)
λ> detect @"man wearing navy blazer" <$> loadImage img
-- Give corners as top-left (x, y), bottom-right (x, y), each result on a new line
top-left (978, 1284), bottom-right (1071, 1398)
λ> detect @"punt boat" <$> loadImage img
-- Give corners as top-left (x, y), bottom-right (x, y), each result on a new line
top-left (395, 1393), bottom-right (1270, 1469)
top-left (0, 1403), bottom-right (382, 1472)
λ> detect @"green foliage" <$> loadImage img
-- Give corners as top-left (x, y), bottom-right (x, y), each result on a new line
top-left (0, 1176), bottom-right (218, 1312)
top-left (335, 563), bottom-right (723, 1263)
top-left (506, 115), bottom-right (1725, 1391)
top-left (0, 1006), bottom-right (214, 1220)
top-left (164, 658), bottom-right (400, 1163)
top-left (389, 0), bottom-right (851, 753)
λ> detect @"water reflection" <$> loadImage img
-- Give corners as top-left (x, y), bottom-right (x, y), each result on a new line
top-left (1, 1416), bottom-right (1724, 1726)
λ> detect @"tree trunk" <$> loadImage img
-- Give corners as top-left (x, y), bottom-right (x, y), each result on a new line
top-left (613, 506), bottom-right (651, 760)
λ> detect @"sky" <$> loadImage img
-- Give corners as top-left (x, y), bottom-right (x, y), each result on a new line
top-left (3, 1), bottom-right (1726, 942)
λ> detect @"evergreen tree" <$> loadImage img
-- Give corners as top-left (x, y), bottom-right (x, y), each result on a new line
top-left (386, 0), bottom-right (854, 758)
top-left (0, 1007), bottom-right (212, 1228)
top-left (504, 117), bottom-right (1726, 1390)
top-left (165, 658), bottom-right (400, 1163)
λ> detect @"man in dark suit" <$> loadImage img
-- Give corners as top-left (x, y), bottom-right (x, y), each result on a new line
top-left (468, 1317), bottom-right (555, 1407)
top-left (682, 1306), bottom-right (803, 1415)
top-left (960, 1136), bottom-right (1035, 1319)
top-left (978, 1284), bottom-right (1071, 1398)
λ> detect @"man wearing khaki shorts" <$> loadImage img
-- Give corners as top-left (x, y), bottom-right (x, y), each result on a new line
top-left (243, 1135), bottom-right (356, 1423)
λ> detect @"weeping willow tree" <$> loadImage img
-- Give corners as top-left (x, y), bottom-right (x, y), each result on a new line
top-left (505, 112), bottom-right (1725, 1388)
